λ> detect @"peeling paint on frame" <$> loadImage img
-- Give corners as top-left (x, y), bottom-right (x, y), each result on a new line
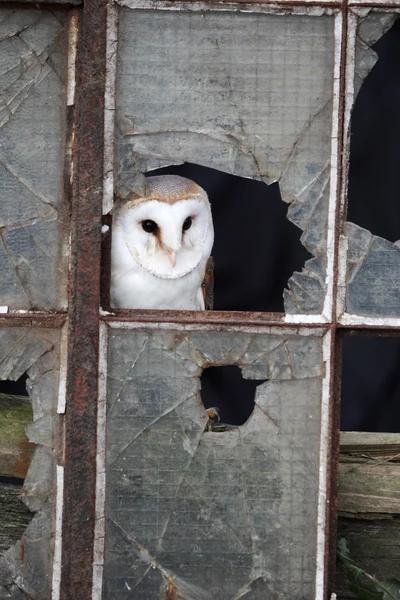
top-left (57, 321), bottom-right (69, 414)
top-left (117, 0), bottom-right (338, 13)
top-left (67, 11), bottom-right (79, 107)
top-left (92, 323), bottom-right (109, 600)
top-left (52, 465), bottom-right (65, 600)
top-left (106, 319), bottom-right (327, 337)
top-left (315, 329), bottom-right (332, 598)
top-left (103, 2), bottom-right (119, 216)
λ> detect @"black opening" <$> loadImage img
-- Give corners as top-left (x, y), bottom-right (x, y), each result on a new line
top-left (0, 373), bottom-right (29, 398)
top-left (148, 163), bottom-right (311, 312)
top-left (342, 20), bottom-right (400, 433)
top-left (341, 336), bottom-right (400, 433)
top-left (348, 19), bottom-right (400, 243)
top-left (200, 365), bottom-right (267, 427)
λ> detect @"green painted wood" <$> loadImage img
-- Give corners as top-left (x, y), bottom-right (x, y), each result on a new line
top-left (0, 394), bottom-right (36, 480)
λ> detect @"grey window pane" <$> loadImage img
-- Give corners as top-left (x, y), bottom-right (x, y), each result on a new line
top-left (0, 328), bottom-right (61, 599)
top-left (0, 10), bottom-right (69, 310)
top-left (345, 222), bottom-right (400, 316)
top-left (344, 11), bottom-right (400, 318)
top-left (104, 327), bottom-right (326, 599)
top-left (115, 8), bottom-right (335, 314)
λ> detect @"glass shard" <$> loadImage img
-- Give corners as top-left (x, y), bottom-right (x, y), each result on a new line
top-left (0, 328), bottom-right (61, 600)
top-left (0, 9), bottom-right (69, 310)
top-left (104, 327), bottom-right (326, 599)
top-left (344, 11), bottom-right (400, 318)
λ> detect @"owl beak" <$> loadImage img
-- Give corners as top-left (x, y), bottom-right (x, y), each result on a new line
top-left (164, 247), bottom-right (177, 267)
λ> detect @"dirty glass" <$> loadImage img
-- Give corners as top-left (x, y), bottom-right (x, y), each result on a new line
top-left (104, 326), bottom-right (326, 599)
top-left (114, 6), bottom-right (336, 314)
top-left (0, 9), bottom-right (69, 311)
top-left (343, 10), bottom-right (400, 318)
top-left (0, 328), bottom-right (61, 599)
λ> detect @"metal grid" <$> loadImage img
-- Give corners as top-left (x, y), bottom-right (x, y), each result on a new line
top-left (0, 0), bottom-right (398, 598)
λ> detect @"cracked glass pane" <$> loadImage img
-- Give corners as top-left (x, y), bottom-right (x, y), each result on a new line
top-left (114, 6), bottom-right (335, 314)
top-left (0, 9), bottom-right (69, 310)
top-left (344, 10), bottom-right (400, 318)
top-left (104, 327), bottom-right (326, 599)
top-left (0, 328), bottom-right (61, 599)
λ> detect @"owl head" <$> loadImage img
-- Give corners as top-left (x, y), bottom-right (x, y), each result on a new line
top-left (112, 175), bottom-right (214, 279)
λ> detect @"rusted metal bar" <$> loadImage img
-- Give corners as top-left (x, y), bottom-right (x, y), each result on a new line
top-left (349, 1), bottom-right (400, 5)
top-left (103, 308), bottom-right (332, 327)
top-left (0, 0), bottom-right (81, 5)
top-left (324, 1), bottom-right (348, 595)
top-left (338, 324), bottom-right (400, 333)
top-left (146, 0), bottom-right (343, 6)
top-left (60, 0), bottom-right (107, 598)
top-left (0, 314), bottom-right (67, 328)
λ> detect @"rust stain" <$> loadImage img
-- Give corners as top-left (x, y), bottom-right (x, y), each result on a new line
top-left (60, 0), bottom-right (107, 598)
top-left (164, 580), bottom-right (184, 600)
top-left (105, 309), bottom-right (290, 326)
top-left (14, 438), bottom-right (36, 480)
top-left (0, 314), bottom-right (66, 328)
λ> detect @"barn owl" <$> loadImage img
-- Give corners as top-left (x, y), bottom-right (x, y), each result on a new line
top-left (111, 175), bottom-right (214, 310)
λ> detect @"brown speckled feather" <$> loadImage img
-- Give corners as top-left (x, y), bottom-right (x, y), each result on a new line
top-left (202, 256), bottom-right (214, 310)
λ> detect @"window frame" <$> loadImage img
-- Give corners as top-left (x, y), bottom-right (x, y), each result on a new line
top-left (1, 0), bottom-right (400, 599)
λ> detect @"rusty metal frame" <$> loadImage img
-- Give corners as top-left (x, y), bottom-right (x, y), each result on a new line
top-left (0, 0), bottom-right (399, 598)
top-left (1, 0), bottom-right (80, 5)
top-left (59, 0), bottom-right (107, 598)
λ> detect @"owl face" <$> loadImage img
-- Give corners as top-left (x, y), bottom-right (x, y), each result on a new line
top-left (113, 176), bottom-right (213, 279)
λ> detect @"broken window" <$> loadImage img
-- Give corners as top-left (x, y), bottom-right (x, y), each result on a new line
top-left (0, 9), bottom-right (70, 311)
top-left (339, 9), bottom-right (400, 320)
top-left (0, 327), bottom-right (62, 599)
top-left (112, 5), bottom-right (336, 316)
top-left (104, 326), bottom-right (326, 599)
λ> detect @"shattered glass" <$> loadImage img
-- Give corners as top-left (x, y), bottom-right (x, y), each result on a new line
top-left (0, 328), bottom-right (61, 599)
top-left (0, 9), bottom-right (69, 310)
top-left (344, 10), bottom-right (400, 317)
top-left (115, 7), bottom-right (336, 314)
top-left (104, 326), bottom-right (326, 599)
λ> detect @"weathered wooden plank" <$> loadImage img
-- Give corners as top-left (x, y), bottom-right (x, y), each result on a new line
top-left (0, 482), bottom-right (32, 555)
top-left (335, 518), bottom-right (400, 599)
top-left (339, 462), bottom-right (400, 516)
top-left (0, 394), bottom-right (36, 480)
top-left (335, 432), bottom-right (400, 597)
top-left (338, 432), bottom-right (400, 518)
top-left (340, 431), bottom-right (400, 455)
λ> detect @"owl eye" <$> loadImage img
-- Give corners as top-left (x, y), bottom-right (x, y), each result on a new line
top-left (182, 216), bottom-right (192, 231)
top-left (142, 220), bottom-right (158, 233)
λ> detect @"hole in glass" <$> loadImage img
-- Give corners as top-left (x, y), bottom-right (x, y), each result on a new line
top-left (0, 374), bottom-right (35, 554)
top-left (149, 164), bottom-right (311, 312)
top-left (348, 20), bottom-right (400, 242)
top-left (107, 163), bottom-right (310, 312)
top-left (341, 335), bottom-right (400, 433)
top-left (200, 365), bottom-right (267, 428)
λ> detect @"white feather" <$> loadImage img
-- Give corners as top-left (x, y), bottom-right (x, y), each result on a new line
top-left (110, 176), bottom-right (214, 310)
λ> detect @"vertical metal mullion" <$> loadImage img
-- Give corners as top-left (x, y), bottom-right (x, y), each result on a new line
top-left (60, 1), bottom-right (107, 598)
top-left (326, 1), bottom-right (349, 596)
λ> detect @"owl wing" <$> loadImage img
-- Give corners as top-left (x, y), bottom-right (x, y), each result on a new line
top-left (201, 256), bottom-right (214, 311)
